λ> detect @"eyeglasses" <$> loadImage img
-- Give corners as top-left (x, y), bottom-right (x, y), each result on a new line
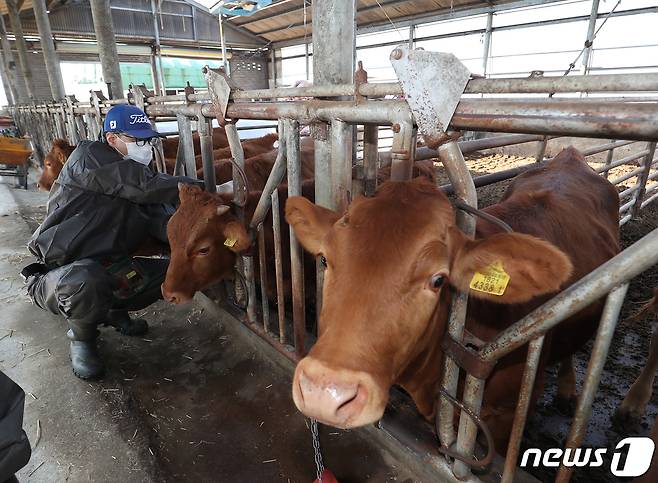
top-left (118, 134), bottom-right (158, 147)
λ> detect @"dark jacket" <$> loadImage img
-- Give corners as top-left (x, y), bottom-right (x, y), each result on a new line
top-left (0, 371), bottom-right (31, 481)
top-left (28, 141), bottom-right (198, 267)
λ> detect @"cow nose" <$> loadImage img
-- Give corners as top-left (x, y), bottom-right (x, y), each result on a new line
top-left (295, 369), bottom-right (366, 427)
top-left (161, 283), bottom-right (182, 304)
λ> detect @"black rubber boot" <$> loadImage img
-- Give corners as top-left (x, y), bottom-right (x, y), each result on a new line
top-left (67, 322), bottom-right (104, 380)
top-left (106, 310), bottom-right (149, 336)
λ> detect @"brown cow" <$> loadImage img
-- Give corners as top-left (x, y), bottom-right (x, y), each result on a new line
top-left (162, 181), bottom-right (315, 304)
top-left (161, 126), bottom-right (228, 160)
top-left (161, 155), bottom-right (436, 304)
top-left (197, 137), bottom-right (315, 190)
top-left (285, 147), bottom-right (619, 453)
top-left (37, 139), bottom-right (76, 191)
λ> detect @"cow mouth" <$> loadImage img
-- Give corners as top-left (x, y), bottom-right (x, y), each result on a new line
top-left (160, 284), bottom-right (195, 305)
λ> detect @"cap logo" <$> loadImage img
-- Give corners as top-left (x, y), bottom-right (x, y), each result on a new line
top-left (129, 114), bottom-right (150, 125)
top-left (109, 120), bottom-right (117, 129)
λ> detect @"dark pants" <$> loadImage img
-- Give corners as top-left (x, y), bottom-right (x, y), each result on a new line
top-left (27, 257), bottom-right (168, 330)
top-left (0, 371), bottom-right (31, 482)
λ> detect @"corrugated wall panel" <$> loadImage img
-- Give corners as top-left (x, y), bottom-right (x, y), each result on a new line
top-left (11, 50), bottom-right (54, 101)
top-left (194, 10), bottom-right (220, 42)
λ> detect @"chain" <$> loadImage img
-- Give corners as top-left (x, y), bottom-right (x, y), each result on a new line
top-left (310, 418), bottom-right (325, 483)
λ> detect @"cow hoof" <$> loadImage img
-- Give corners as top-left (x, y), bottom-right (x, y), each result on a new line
top-left (554, 394), bottom-right (577, 416)
top-left (612, 407), bottom-right (642, 430)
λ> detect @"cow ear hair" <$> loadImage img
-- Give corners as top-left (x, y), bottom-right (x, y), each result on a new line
top-left (216, 205), bottom-right (230, 217)
top-left (447, 226), bottom-right (573, 304)
top-left (178, 182), bottom-right (202, 202)
top-left (285, 196), bottom-right (340, 256)
top-left (221, 220), bottom-right (251, 253)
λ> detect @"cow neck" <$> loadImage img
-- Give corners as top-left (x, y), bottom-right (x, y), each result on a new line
top-left (396, 289), bottom-right (452, 421)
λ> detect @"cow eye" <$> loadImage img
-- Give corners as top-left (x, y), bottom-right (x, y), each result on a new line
top-left (429, 273), bottom-right (445, 291)
top-left (197, 246), bottom-right (211, 256)
top-left (320, 256), bottom-right (328, 268)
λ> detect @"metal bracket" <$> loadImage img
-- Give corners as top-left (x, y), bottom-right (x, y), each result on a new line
top-left (440, 333), bottom-right (496, 380)
top-left (354, 60), bottom-right (368, 104)
top-left (184, 81), bottom-right (196, 105)
top-left (204, 66), bottom-right (240, 126)
top-left (390, 45), bottom-right (470, 149)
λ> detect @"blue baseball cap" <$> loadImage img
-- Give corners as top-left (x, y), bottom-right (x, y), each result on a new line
top-left (103, 104), bottom-right (163, 139)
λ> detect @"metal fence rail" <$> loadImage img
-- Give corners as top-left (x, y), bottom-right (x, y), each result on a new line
top-left (8, 65), bottom-right (658, 483)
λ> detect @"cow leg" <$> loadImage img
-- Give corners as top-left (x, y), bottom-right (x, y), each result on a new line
top-left (555, 356), bottom-right (577, 415)
top-left (614, 324), bottom-right (658, 425)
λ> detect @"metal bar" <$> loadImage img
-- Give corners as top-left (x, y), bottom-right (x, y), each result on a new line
top-left (482, 11), bottom-right (493, 77)
top-left (198, 116), bottom-right (215, 192)
top-left (250, 122), bottom-right (287, 229)
top-left (608, 166), bottom-right (645, 186)
top-left (330, 119), bottom-right (354, 210)
top-left (641, 190), bottom-right (658, 209)
top-left (619, 199), bottom-right (635, 213)
top-left (619, 185), bottom-right (640, 200)
top-left (285, 119), bottom-right (306, 358)
top-left (150, 0), bottom-right (165, 96)
top-left (390, 121), bottom-right (416, 181)
top-left (143, 99), bottom-right (658, 142)
top-left (436, 140), bottom-right (477, 461)
top-left (602, 140), bottom-right (615, 179)
top-left (580, 0), bottom-right (600, 75)
top-left (453, 373), bottom-right (486, 479)
top-left (648, 171), bottom-right (658, 181)
top-left (481, 228), bottom-right (658, 362)
top-left (271, 188), bottom-right (287, 345)
top-left (32, 0), bottom-right (66, 99)
top-left (534, 136), bottom-right (548, 162)
top-left (644, 182), bottom-right (658, 196)
top-left (90, 0), bottom-right (124, 99)
top-left (175, 114), bottom-right (196, 178)
top-left (556, 283), bottom-right (629, 483)
top-left (501, 336), bottom-right (545, 483)
top-left (6, 0), bottom-right (34, 99)
top-left (363, 124), bottom-right (379, 196)
top-left (595, 150), bottom-right (649, 173)
top-left (257, 224), bottom-right (270, 333)
top-left (632, 142), bottom-right (657, 218)
top-left (584, 140), bottom-right (635, 158)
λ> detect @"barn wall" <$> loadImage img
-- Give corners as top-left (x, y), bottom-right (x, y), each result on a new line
top-left (229, 52), bottom-right (268, 90)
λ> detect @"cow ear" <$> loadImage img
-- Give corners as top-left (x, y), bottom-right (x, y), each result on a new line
top-left (221, 220), bottom-right (251, 253)
top-left (285, 197), bottom-right (340, 256)
top-left (447, 226), bottom-right (573, 304)
top-left (178, 182), bottom-right (202, 202)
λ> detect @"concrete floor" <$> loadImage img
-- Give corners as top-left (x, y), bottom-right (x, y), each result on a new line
top-left (0, 178), bottom-right (427, 483)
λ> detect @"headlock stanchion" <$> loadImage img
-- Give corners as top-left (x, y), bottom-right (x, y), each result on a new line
top-left (8, 46), bottom-right (658, 482)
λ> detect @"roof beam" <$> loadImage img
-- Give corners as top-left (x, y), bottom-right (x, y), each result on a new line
top-left (232, 0), bottom-right (305, 27)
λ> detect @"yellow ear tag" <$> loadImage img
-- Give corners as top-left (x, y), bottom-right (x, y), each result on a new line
top-left (224, 237), bottom-right (237, 248)
top-left (469, 260), bottom-right (510, 296)
top-left (126, 270), bottom-right (137, 279)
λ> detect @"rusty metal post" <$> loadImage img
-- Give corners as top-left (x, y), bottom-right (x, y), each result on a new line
top-left (603, 139), bottom-right (615, 179)
top-left (198, 115), bottom-right (215, 192)
top-left (581, 0), bottom-right (600, 76)
top-left (363, 124), bottom-right (379, 196)
top-left (257, 223), bottom-right (270, 333)
top-left (389, 121), bottom-right (416, 181)
top-left (502, 336), bottom-right (545, 483)
top-left (631, 142), bottom-right (657, 219)
top-left (534, 136), bottom-right (548, 162)
top-left (174, 114), bottom-right (196, 178)
top-left (226, 121), bottom-right (257, 324)
top-left (436, 139), bottom-right (478, 467)
top-left (556, 283), bottom-right (629, 483)
top-left (271, 188), bottom-right (287, 344)
top-left (285, 119), bottom-right (306, 357)
top-left (330, 119), bottom-right (353, 210)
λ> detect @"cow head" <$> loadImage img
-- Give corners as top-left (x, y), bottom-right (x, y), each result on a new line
top-left (38, 139), bottom-right (73, 191)
top-left (285, 178), bottom-right (573, 429)
top-left (161, 183), bottom-right (251, 304)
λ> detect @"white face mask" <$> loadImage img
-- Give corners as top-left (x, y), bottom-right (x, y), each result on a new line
top-left (120, 138), bottom-right (153, 165)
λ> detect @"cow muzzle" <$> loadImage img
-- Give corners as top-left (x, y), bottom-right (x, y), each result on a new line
top-left (160, 283), bottom-right (194, 305)
top-left (292, 357), bottom-right (385, 429)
